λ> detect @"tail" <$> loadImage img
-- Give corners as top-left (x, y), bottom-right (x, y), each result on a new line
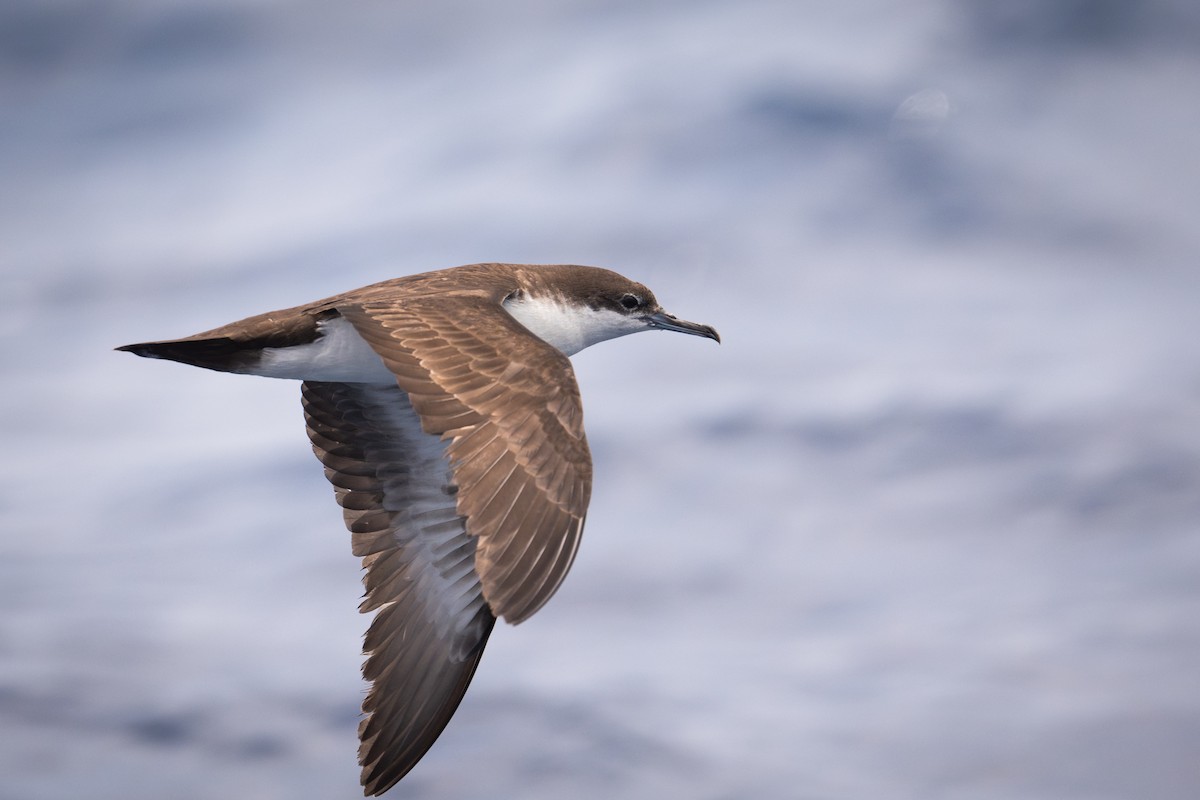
top-left (117, 306), bottom-right (325, 374)
top-left (116, 337), bottom-right (262, 373)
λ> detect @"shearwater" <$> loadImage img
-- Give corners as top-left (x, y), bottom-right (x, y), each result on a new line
top-left (118, 262), bottom-right (719, 795)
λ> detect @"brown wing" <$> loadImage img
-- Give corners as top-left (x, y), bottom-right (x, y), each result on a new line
top-left (339, 294), bottom-right (593, 624)
top-left (302, 380), bottom-right (495, 795)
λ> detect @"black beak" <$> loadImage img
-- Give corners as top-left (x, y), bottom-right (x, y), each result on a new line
top-left (646, 312), bottom-right (721, 343)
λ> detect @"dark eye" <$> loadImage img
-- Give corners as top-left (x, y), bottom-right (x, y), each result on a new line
top-left (620, 293), bottom-right (641, 311)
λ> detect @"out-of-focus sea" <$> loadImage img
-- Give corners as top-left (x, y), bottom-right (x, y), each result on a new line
top-left (3, 2), bottom-right (1199, 798)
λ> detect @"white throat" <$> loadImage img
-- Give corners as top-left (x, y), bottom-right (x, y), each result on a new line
top-left (502, 294), bottom-right (643, 356)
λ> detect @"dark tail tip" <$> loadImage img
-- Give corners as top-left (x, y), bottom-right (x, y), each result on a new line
top-left (115, 337), bottom-right (253, 372)
top-left (116, 341), bottom-right (193, 360)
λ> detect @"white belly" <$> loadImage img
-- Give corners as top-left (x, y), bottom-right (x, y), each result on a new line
top-left (252, 316), bottom-right (396, 383)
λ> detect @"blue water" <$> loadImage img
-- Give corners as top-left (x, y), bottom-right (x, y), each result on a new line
top-left (3, 2), bottom-right (1199, 798)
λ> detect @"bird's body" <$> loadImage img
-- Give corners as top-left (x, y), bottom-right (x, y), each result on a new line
top-left (118, 263), bottom-right (718, 795)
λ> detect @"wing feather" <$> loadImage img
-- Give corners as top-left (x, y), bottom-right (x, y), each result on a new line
top-left (301, 381), bottom-right (494, 796)
top-left (298, 290), bottom-right (595, 792)
top-left (339, 297), bottom-right (592, 624)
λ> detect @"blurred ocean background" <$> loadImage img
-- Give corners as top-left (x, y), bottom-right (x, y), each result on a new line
top-left (3, 1), bottom-right (1199, 798)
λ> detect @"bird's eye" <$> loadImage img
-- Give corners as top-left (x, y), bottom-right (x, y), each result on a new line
top-left (620, 294), bottom-right (641, 311)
